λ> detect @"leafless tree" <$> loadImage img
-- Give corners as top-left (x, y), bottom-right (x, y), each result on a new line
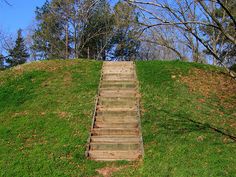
top-left (0, 29), bottom-right (14, 55)
top-left (1, 0), bottom-right (12, 6)
top-left (125, 0), bottom-right (236, 77)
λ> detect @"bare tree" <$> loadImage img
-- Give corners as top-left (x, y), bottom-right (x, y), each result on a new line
top-left (0, 29), bottom-right (15, 56)
top-left (125, 0), bottom-right (236, 77)
top-left (1, 0), bottom-right (12, 6)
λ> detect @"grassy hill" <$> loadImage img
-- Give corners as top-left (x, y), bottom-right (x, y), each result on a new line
top-left (0, 60), bottom-right (235, 176)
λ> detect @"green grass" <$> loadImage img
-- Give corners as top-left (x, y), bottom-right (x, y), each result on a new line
top-left (0, 60), bottom-right (235, 176)
top-left (113, 60), bottom-right (236, 176)
top-left (0, 60), bottom-right (110, 176)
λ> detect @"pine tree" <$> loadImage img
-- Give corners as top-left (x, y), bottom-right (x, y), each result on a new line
top-left (0, 54), bottom-right (4, 70)
top-left (7, 29), bottom-right (29, 67)
top-left (81, 0), bottom-right (114, 60)
top-left (112, 2), bottom-right (140, 61)
top-left (32, 0), bottom-right (66, 59)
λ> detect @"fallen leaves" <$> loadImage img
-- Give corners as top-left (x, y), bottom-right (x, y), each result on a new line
top-left (180, 68), bottom-right (236, 109)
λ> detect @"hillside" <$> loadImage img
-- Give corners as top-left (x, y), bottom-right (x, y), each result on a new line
top-left (0, 60), bottom-right (236, 176)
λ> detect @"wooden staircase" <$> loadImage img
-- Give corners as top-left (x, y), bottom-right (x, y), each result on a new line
top-left (86, 61), bottom-right (144, 161)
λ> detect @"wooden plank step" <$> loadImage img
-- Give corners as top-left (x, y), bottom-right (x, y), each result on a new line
top-left (97, 105), bottom-right (137, 110)
top-left (103, 65), bottom-right (134, 68)
top-left (98, 105), bottom-right (136, 110)
top-left (100, 90), bottom-right (137, 98)
top-left (102, 71), bottom-right (134, 75)
top-left (102, 80), bottom-right (136, 84)
top-left (103, 62), bottom-right (134, 65)
top-left (99, 98), bottom-right (136, 102)
top-left (99, 96), bottom-right (136, 102)
top-left (100, 92), bottom-right (136, 98)
top-left (102, 79), bottom-right (136, 82)
top-left (90, 143), bottom-right (140, 150)
top-left (100, 87), bottom-right (136, 92)
top-left (98, 100), bottom-right (136, 108)
top-left (102, 68), bottom-right (134, 72)
top-left (104, 62), bottom-right (134, 66)
top-left (101, 81), bottom-right (136, 88)
top-left (100, 89), bottom-right (136, 93)
top-left (91, 134), bottom-right (139, 138)
top-left (100, 84), bottom-right (136, 89)
top-left (91, 137), bottom-right (140, 143)
top-left (88, 150), bottom-right (141, 161)
top-left (96, 110), bottom-right (137, 117)
top-left (94, 122), bottom-right (138, 128)
top-left (103, 73), bottom-right (134, 77)
top-left (95, 117), bottom-right (138, 124)
top-left (92, 128), bottom-right (139, 136)
top-left (103, 76), bottom-right (134, 81)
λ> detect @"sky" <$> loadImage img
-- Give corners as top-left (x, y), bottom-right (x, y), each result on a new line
top-left (0, 0), bottom-right (45, 34)
top-left (0, 0), bottom-right (118, 34)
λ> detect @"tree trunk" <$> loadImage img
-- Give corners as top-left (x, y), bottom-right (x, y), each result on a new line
top-left (65, 24), bottom-right (69, 59)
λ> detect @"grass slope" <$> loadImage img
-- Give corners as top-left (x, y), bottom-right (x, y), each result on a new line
top-left (0, 60), bottom-right (235, 176)
top-left (113, 61), bottom-right (236, 176)
top-left (0, 60), bottom-right (108, 176)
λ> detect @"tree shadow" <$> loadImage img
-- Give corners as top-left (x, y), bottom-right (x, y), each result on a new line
top-left (155, 108), bottom-right (236, 141)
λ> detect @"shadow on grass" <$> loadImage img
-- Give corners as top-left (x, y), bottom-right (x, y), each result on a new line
top-left (156, 108), bottom-right (236, 141)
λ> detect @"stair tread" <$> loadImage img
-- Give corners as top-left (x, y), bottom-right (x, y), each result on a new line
top-left (88, 150), bottom-right (142, 160)
top-left (91, 137), bottom-right (140, 143)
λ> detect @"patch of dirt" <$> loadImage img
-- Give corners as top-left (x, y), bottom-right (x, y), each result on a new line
top-left (63, 71), bottom-right (72, 86)
top-left (58, 111), bottom-right (68, 118)
top-left (12, 111), bottom-right (29, 117)
top-left (96, 167), bottom-right (121, 177)
top-left (95, 162), bottom-right (141, 177)
top-left (180, 68), bottom-right (236, 109)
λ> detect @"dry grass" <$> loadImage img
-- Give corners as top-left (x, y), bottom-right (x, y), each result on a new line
top-left (180, 68), bottom-right (236, 109)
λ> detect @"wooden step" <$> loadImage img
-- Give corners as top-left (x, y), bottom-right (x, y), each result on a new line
top-left (95, 116), bottom-right (138, 124)
top-left (97, 104), bottom-right (137, 112)
top-left (102, 69), bottom-right (134, 73)
top-left (103, 73), bottom-right (134, 76)
top-left (103, 78), bottom-right (135, 82)
top-left (97, 107), bottom-right (137, 111)
top-left (91, 137), bottom-right (140, 143)
top-left (88, 150), bottom-right (141, 161)
top-left (90, 142), bottom-right (140, 150)
top-left (101, 81), bottom-right (136, 88)
top-left (98, 99), bottom-right (136, 108)
top-left (100, 84), bottom-right (136, 89)
top-left (100, 93), bottom-right (136, 98)
top-left (91, 134), bottom-right (139, 138)
top-left (99, 96), bottom-right (136, 102)
top-left (100, 89), bottom-right (137, 93)
top-left (102, 80), bottom-right (136, 84)
top-left (100, 89), bottom-right (136, 94)
top-left (103, 62), bottom-right (134, 65)
top-left (102, 71), bottom-right (134, 75)
top-left (94, 122), bottom-right (138, 128)
top-left (92, 128), bottom-right (139, 136)
top-left (96, 109), bottom-right (137, 117)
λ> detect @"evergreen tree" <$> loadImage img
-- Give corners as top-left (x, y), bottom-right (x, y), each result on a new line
top-left (0, 54), bottom-right (4, 70)
top-left (6, 29), bottom-right (29, 67)
top-left (32, 0), bottom-right (65, 59)
top-left (112, 1), bottom-right (140, 61)
top-left (81, 0), bottom-right (114, 60)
